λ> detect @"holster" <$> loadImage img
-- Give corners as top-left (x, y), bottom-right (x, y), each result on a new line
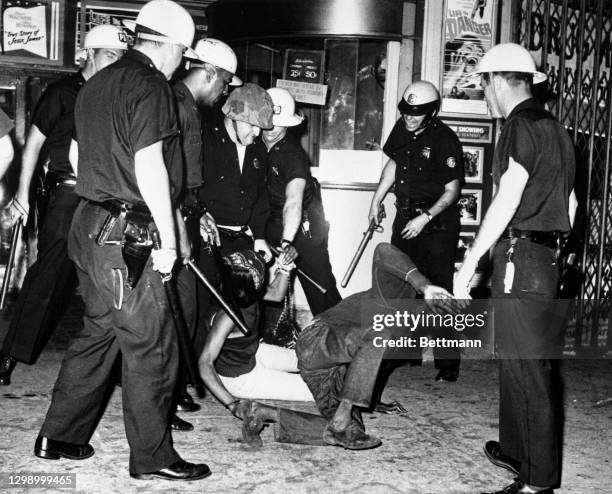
top-left (181, 194), bottom-right (205, 260)
top-left (121, 210), bottom-right (154, 290)
top-left (396, 197), bottom-right (445, 232)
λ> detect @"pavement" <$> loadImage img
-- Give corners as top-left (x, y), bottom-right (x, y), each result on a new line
top-left (0, 297), bottom-right (611, 494)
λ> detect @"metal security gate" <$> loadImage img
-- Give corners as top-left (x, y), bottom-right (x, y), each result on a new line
top-left (511, 0), bottom-right (612, 353)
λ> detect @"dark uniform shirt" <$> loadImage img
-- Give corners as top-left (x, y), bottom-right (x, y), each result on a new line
top-left (32, 72), bottom-right (85, 177)
top-left (0, 109), bottom-right (13, 137)
top-left (493, 98), bottom-right (575, 233)
top-left (266, 132), bottom-right (315, 215)
top-left (172, 80), bottom-right (203, 191)
top-left (199, 112), bottom-right (269, 238)
top-left (383, 117), bottom-right (463, 205)
top-left (74, 50), bottom-right (183, 206)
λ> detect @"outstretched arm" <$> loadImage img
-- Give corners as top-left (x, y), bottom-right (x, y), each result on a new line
top-left (198, 311), bottom-right (240, 408)
top-left (368, 158), bottom-right (396, 223)
top-left (0, 134), bottom-right (14, 179)
top-left (454, 158), bottom-right (528, 298)
top-left (372, 243), bottom-right (465, 314)
top-left (281, 178), bottom-right (306, 245)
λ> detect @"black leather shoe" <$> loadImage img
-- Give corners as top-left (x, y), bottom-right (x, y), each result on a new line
top-left (484, 440), bottom-right (521, 475)
top-left (170, 414), bottom-right (194, 432)
top-left (34, 436), bottom-right (94, 460)
top-left (435, 368), bottom-right (459, 382)
top-left (481, 479), bottom-right (554, 494)
top-left (323, 422), bottom-right (382, 450)
top-left (176, 392), bottom-right (201, 413)
top-left (0, 355), bottom-right (16, 385)
top-left (130, 459), bottom-right (211, 481)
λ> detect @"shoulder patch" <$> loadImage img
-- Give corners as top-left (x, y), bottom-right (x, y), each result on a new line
top-left (446, 157), bottom-right (456, 168)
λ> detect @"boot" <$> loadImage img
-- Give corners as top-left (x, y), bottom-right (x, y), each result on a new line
top-left (0, 355), bottom-right (16, 385)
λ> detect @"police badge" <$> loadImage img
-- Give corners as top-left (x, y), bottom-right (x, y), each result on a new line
top-left (253, 157), bottom-right (261, 169)
top-left (421, 147), bottom-right (431, 159)
top-left (446, 157), bottom-right (456, 168)
top-left (407, 93), bottom-right (417, 104)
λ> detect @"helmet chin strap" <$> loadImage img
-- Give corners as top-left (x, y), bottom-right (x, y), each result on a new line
top-left (487, 79), bottom-right (504, 118)
top-left (420, 108), bottom-right (439, 131)
top-left (232, 119), bottom-right (248, 146)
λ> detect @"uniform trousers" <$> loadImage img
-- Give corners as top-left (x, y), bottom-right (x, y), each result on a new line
top-left (39, 200), bottom-right (180, 474)
top-left (491, 238), bottom-right (564, 488)
top-left (2, 184), bottom-right (79, 363)
top-left (266, 201), bottom-right (341, 315)
top-left (174, 263), bottom-right (198, 394)
top-left (391, 211), bottom-right (461, 371)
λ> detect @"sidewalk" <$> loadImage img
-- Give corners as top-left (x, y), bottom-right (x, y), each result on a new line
top-left (0, 300), bottom-right (610, 494)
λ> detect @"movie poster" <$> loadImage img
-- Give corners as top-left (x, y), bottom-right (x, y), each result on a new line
top-left (2, 4), bottom-right (48, 58)
top-left (441, 0), bottom-right (495, 115)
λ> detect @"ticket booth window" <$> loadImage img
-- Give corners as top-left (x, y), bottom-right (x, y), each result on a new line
top-left (233, 37), bottom-right (396, 185)
top-left (321, 39), bottom-right (386, 152)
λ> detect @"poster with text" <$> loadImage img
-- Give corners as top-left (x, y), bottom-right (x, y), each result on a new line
top-left (441, 0), bottom-right (494, 115)
top-left (3, 5), bottom-right (47, 58)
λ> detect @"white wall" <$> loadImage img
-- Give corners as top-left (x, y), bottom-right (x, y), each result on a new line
top-left (293, 187), bottom-right (397, 308)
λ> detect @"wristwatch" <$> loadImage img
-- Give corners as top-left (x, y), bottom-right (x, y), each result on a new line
top-left (423, 210), bottom-right (433, 222)
top-left (281, 239), bottom-right (293, 248)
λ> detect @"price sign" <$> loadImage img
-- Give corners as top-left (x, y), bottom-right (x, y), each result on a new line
top-left (283, 49), bottom-right (324, 84)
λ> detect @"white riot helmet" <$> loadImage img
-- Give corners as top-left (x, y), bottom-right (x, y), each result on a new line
top-left (267, 88), bottom-right (304, 127)
top-left (83, 25), bottom-right (128, 51)
top-left (398, 81), bottom-right (440, 117)
top-left (472, 43), bottom-right (547, 84)
top-left (193, 38), bottom-right (242, 86)
top-left (123, 0), bottom-right (197, 59)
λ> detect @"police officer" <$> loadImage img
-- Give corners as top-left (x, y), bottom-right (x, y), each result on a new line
top-left (195, 83), bottom-right (273, 318)
top-left (263, 87), bottom-right (341, 315)
top-left (0, 25), bottom-right (127, 386)
top-left (35, 0), bottom-right (210, 481)
top-left (455, 43), bottom-right (575, 494)
top-left (171, 38), bottom-right (242, 418)
top-left (369, 80), bottom-right (464, 382)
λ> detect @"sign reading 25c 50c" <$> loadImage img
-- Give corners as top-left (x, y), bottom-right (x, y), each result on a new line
top-left (283, 49), bottom-right (325, 84)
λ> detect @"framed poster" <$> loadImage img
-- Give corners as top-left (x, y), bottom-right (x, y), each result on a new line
top-left (0, 0), bottom-right (67, 66)
top-left (459, 189), bottom-right (482, 225)
top-left (443, 120), bottom-right (492, 143)
top-left (463, 145), bottom-right (484, 183)
top-left (455, 231), bottom-right (475, 264)
top-left (440, 0), bottom-right (496, 116)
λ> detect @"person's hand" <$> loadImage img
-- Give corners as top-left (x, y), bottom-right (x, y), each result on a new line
top-left (6, 197), bottom-right (29, 227)
top-left (278, 242), bottom-right (298, 264)
top-left (401, 214), bottom-right (429, 239)
top-left (454, 260), bottom-right (478, 300)
top-left (368, 201), bottom-right (381, 224)
top-left (254, 238), bottom-right (272, 263)
top-left (199, 212), bottom-right (220, 247)
top-left (423, 284), bottom-right (467, 314)
top-left (151, 247), bottom-right (176, 275)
